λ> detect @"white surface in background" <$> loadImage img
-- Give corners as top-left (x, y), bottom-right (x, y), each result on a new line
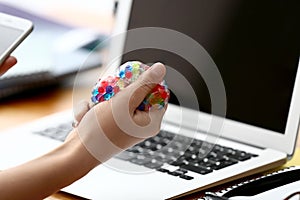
top-left (0, 0), bottom-right (113, 77)
top-left (0, 0), bottom-right (114, 15)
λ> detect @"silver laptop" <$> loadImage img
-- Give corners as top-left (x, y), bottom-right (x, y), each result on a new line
top-left (0, 0), bottom-right (299, 199)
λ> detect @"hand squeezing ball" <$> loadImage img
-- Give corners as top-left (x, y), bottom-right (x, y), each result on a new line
top-left (91, 61), bottom-right (170, 111)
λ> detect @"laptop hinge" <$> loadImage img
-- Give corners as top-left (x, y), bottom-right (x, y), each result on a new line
top-left (288, 115), bottom-right (300, 159)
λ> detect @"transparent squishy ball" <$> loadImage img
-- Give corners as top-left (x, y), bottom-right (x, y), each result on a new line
top-left (91, 61), bottom-right (170, 111)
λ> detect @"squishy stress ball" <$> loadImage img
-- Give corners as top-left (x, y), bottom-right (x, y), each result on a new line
top-left (91, 61), bottom-right (170, 111)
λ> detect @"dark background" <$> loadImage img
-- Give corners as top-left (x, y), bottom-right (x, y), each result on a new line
top-left (122, 0), bottom-right (300, 133)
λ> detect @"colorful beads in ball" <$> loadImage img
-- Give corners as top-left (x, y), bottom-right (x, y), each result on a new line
top-left (91, 61), bottom-right (170, 111)
top-left (91, 75), bottom-right (120, 104)
top-left (138, 80), bottom-right (170, 111)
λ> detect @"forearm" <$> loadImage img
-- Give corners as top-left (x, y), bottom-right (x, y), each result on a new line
top-left (0, 130), bottom-right (99, 200)
top-left (0, 62), bottom-right (167, 200)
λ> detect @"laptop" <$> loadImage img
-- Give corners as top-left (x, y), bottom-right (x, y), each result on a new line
top-left (0, 0), bottom-right (299, 199)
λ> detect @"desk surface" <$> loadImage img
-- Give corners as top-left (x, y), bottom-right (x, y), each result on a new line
top-left (0, 82), bottom-right (86, 200)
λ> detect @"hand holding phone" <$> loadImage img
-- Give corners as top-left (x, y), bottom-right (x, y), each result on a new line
top-left (0, 56), bottom-right (17, 75)
top-left (0, 12), bottom-right (33, 66)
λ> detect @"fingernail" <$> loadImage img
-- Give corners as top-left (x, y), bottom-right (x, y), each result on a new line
top-left (72, 120), bottom-right (79, 128)
top-left (149, 62), bottom-right (166, 80)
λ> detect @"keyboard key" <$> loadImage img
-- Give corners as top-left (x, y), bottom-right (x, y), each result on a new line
top-left (179, 174), bottom-right (194, 180)
top-left (162, 148), bottom-right (183, 158)
top-left (130, 156), bottom-right (152, 165)
top-left (250, 153), bottom-right (258, 157)
top-left (144, 160), bottom-right (164, 169)
top-left (57, 123), bottom-right (72, 130)
top-left (197, 160), bottom-right (214, 169)
top-left (114, 151), bottom-right (136, 161)
top-left (169, 141), bottom-right (184, 149)
top-left (177, 168), bottom-right (188, 173)
top-left (170, 157), bottom-right (189, 166)
top-left (181, 164), bottom-right (213, 175)
top-left (227, 151), bottom-right (252, 161)
top-left (191, 140), bottom-right (203, 148)
top-left (168, 169), bottom-right (187, 176)
top-left (156, 168), bottom-right (169, 173)
top-left (33, 121), bottom-right (73, 140)
top-left (211, 159), bottom-right (238, 170)
top-left (153, 153), bottom-right (177, 163)
top-left (160, 131), bottom-right (175, 140)
top-left (168, 171), bottom-right (183, 176)
top-left (127, 146), bottom-right (141, 153)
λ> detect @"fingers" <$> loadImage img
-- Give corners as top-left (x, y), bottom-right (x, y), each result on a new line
top-left (124, 62), bottom-right (166, 112)
top-left (67, 100), bottom-right (90, 141)
top-left (107, 62), bottom-right (167, 138)
top-left (133, 104), bottom-right (167, 133)
top-left (0, 56), bottom-right (17, 76)
top-left (73, 100), bottom-right (90, 127)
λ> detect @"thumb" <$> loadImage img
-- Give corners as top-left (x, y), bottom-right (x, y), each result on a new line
top-left (0, 56), bottom-right (17, 76)
top-left (124, 62), bottom-right (166, 111)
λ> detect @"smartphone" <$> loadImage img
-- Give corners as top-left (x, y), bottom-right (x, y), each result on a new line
top-left (0, 12), bottom-right (33, 65)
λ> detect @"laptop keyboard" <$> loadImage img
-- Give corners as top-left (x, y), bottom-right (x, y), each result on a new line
top-left (34, 122), bottom-right (257, 180)
top-left (34, 122), bottom-right (73, 142)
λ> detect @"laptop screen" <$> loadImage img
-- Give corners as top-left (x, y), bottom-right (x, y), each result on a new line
top-left (121, 0), bottom-right (300, 134)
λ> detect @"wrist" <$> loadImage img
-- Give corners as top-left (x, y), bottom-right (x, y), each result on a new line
top-left (61, 129), bottom-right (101, 171)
